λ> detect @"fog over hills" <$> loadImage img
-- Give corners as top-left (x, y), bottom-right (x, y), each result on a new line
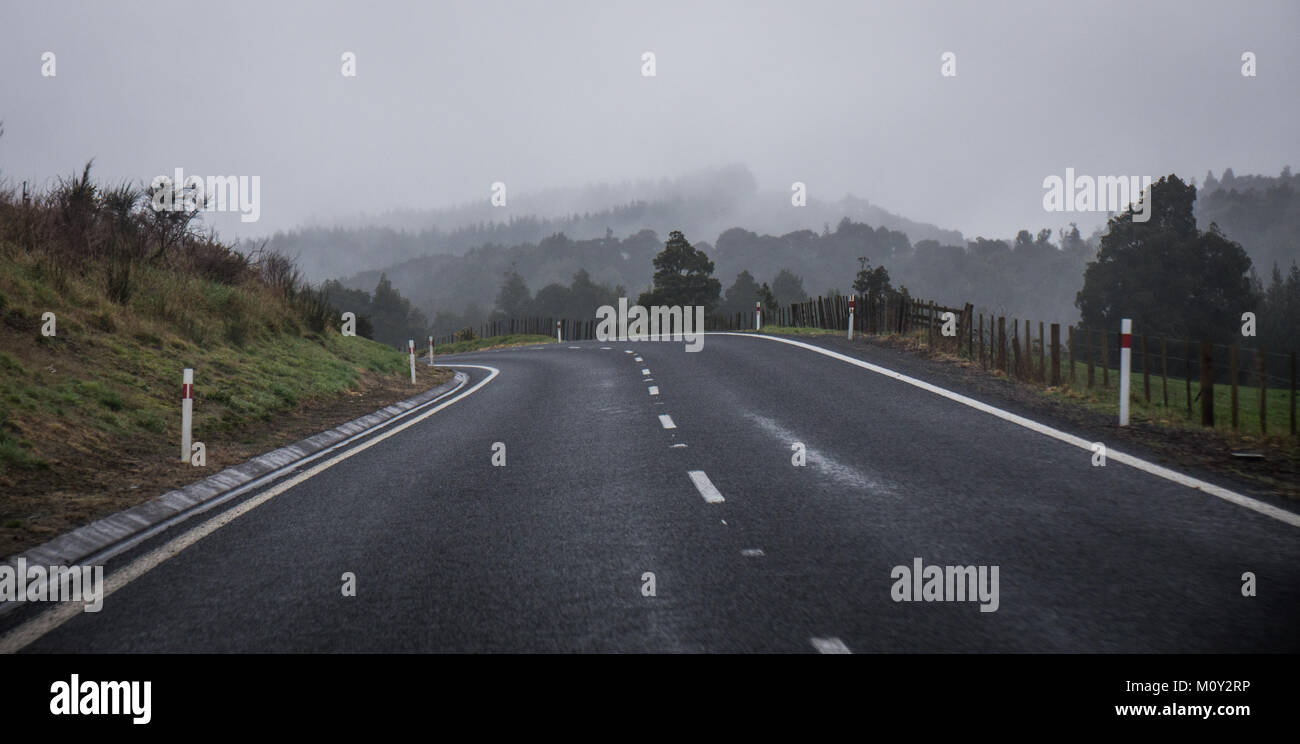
top-left (268, 164), bottom-right (966, 282)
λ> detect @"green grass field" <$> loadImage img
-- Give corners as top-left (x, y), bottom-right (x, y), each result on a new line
top-left (433, 334), bottom-right (555, 355)
top-left (1048, 358), bottom-right (1294, 437)
top-left (737, 325), bottom-right (839, 337)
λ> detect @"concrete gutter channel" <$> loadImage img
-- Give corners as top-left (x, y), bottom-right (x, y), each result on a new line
top-left (0, 371), bottom-right (468, 616)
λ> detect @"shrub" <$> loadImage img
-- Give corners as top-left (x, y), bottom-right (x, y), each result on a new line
top-left (89, 311), bottom-right (116, 333)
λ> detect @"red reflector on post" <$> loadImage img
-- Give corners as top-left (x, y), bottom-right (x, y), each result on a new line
top-left (1120, 334), bottom-right (1131, 349)
top-left (182, 383), bottom-right (193, 399)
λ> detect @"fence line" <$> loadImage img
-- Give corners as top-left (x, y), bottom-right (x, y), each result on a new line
top-left (431, 291), bottom-right (1296, 437)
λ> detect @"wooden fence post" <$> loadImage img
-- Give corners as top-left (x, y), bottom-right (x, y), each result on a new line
top-left (979, 314), bottom-right (985, 368)
top-left (1038, 321), bottom-right (1046, 382)
top-left (927, 301), bottom-right (935, 347)
top-left (1142, 334), bottom-right (1150, 404)
top-left (1161, 337), bottom-right (1168, 407)
top-left (1022, 319), bottom-right (1029, 378)
top-left (998, 316), bottom-right (1006, 372)
top-left (1011, 326), bottom-right (1021, 375)
top-left (1200, 341), bottom-right (1214, 427)
top-left (1185, 339), bottom-right (1193, 419)
top-left (966, 304), bottom-right (974, 358)
top-left (1260, 347), bottom-right (1267, 435)
top-left (1230, 345), bottom-right (1239, 430)
top-left (1050, 323), bottom-right (1060, 386)
top-left (1068, 326), bottom-right (1075, 384)
top-left (1101, 330), bottom-right (1109, 388)
top-left (1284, 351), bottom-right (1294, 437)
top-left (1087, 329), bottom-right (1095, 388)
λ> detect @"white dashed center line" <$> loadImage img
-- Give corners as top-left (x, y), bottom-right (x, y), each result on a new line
top-left (648, 386), bottom-right (659, 395)
top-left (810, 637), bottom-right (852, 654)
top-left (658, 414), bottom-right (676, 429)
top-left (687, 470), bottom-right (724, 503)
top-left (641, 368), bottom-right (650, 375)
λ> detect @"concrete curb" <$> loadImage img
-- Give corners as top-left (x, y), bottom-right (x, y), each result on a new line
top-left (2, 372), bottom-right (467, 579)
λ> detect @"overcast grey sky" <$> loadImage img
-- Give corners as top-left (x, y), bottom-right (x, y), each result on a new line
top-left (2, 0), bottom-right (1297, 243)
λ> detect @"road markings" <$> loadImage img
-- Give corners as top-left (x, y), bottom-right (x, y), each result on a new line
top-left (600, 346), bottom-right (612, 350)
top-left (568, 346), bottom-right (580, 349)
top-left (658, 414), bottom-right (676, 429)
top-left (716, 333), bottom-right (1300, 529)
top-left (687, 470), bottom-right (724, 503)
top-left (0, 365), bottom-right (502, 654)
top-left (641, 368), bottom-right (651, 375)
top-left (740, 548), bottom-right (765, 557)
top-left (670, 443), bottom-right (687, 448)
top-left (634, 356), bottom-right (643, 362)
top-left (625, 350), bottom-right (633, 354)
top-left (648, 386), bottom-right (659, 395)
top-left (810, 637), bottom-right (852, 654)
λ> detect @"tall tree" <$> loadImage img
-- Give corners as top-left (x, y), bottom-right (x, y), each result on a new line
top-left (771, 268), bottom-right (808, 306)
top-left (757, 282), bottom-right (779, 317)
top-left (1260, 262), bottom-right (1300, 351)
top-left (1076, 174), bottom-right (1258, 343)
top-left (720, 270), bottom-right (761, 316)
top-left (637, 230), bottom-right (721, 310)
top-left (853, 261), bottom-right (893, 295)
top-left (494, 269), bottom-right (532, 318)
top-left (369, 274), bottom-right (430, 346)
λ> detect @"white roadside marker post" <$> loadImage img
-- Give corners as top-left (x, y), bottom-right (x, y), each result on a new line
top-left (1119, 318), bottom-right (1132, 426)
top-left (408, 339), bottom-right (416, 384)
top-left (556, 320), bottom-right (562, 343)
top-left (181, 368), bottom-right (193, 463)
top-left (848, 296), bottom-right (855, 340)
top-left (428, 335), bottom-right (434, 367)
top-left (755, 301), bottom-right (761, 331)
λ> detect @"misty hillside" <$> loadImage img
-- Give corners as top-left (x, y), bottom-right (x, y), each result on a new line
top-left (1196, 167), bottom-right (1300, 276)
top-left (337, 217), bottom-right (1096, 338)
top-left (267, 165), bottom-right (965, 282)
top-left (330, 166), bottom-right (1299, 338)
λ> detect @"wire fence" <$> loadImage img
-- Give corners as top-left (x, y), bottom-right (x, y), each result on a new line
top-left (442, 291), bottom-right (1298, 437)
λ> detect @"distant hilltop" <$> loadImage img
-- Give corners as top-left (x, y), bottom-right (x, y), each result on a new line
top-left (263, 164), bottom-right (966, 283)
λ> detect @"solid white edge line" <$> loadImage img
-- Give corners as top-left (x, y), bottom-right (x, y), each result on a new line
top-left (711, 332), bottom-right (1300, 529)
top-left (0, 364), bottom-right (501, 654)
top-left (55, 373), bottom-right (474, 572)
top-left (687, 470), bottom-right (724, 503)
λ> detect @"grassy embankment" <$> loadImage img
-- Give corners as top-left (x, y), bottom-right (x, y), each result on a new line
top-left (0, 247), bottom-right (449, 551)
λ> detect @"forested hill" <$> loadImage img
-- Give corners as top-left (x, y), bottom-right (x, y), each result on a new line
top-left (265, 164), bottom-right (965, 282)
top-left (1196, 168), bottom-right (1300, 276)
top-left (338, 217), bottom-right (1096, 338)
